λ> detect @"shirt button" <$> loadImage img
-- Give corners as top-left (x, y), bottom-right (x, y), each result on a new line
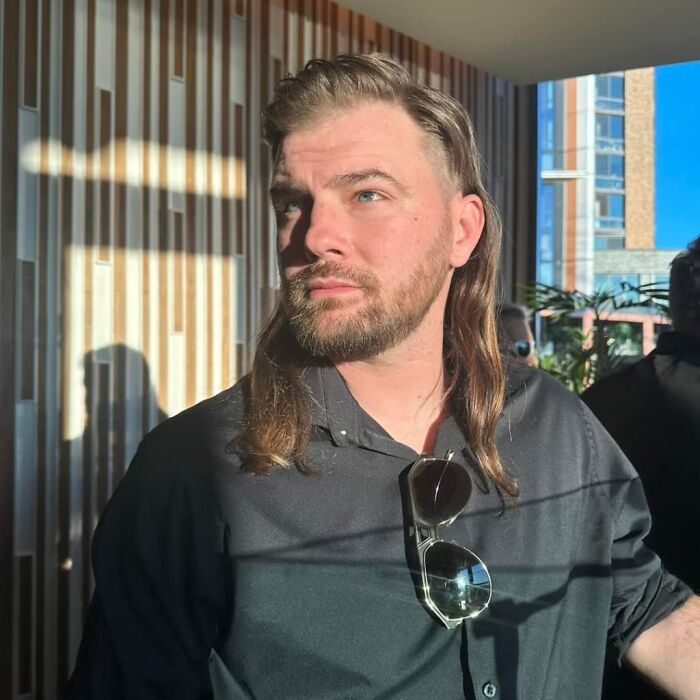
top-left (339, 430), bottom-right (347, 436)
top-left (482, 681), bottom-right (497, 698)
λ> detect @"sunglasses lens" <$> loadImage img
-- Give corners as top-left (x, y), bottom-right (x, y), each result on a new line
top-left (424, 541), bottom-right (491, 619)
top-left (515, 340), bottom-right (531, 358)
top-left (410, 459), bottom-right (472, 526)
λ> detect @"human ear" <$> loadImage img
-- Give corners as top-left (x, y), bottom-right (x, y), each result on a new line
top-left (450, 194), bottom-right (485, 267)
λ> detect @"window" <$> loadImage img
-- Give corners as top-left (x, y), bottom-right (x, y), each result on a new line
top-left (540, 183), bottom-right (554, 257)
top-left (595, 192), bottom-right (625, 230)
top-left (596, 114), bottom-right (624, 152)
top-left (539, 82), bottom-right (554, 170)
top-left (603, 321), bottom-right (643, 356)
top-left (596, 74), bottom-right (624, 111)
top-left (538, 181), bottom-right (565, 286)
top-left (594, 273), bottom-right (640, 291)
top-left (594, 273), bottom-right (640, 303)
top-left (652, 274), bottom-right (670, 288)
top-left (595, 154), bottom-right (625, 190)
top-left (594, 235), bottom-right (625, 250)
top-left (538, 81), bottom-right (565, 170)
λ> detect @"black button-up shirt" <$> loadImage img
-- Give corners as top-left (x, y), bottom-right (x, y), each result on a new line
top-left (66, 364), bottom-right (691, 699)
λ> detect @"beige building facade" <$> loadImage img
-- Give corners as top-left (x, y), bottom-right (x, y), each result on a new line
top-left (624, 68), bottom-right (655, 250)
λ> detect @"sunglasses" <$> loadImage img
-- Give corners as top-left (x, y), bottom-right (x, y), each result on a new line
top-left (407, 451), bottom-right (492, 628)
top-left (512, 339), bottom-right (533, 358)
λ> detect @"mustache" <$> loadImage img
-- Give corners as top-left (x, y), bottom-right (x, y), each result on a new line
top-left (284, 262), bottom-right (379, 293)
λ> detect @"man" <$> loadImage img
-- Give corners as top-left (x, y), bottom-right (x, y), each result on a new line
top-left (66, 55), bottom-right (699, 699)
top-left (498, 303), bottom-right (538, 368)
top-left (582, 237), bottom-right (700, 699)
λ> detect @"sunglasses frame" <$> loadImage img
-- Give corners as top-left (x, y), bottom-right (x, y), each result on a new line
top-left (512, 339), bottom-right (533, 358)
top-left (407, 452), bottom-right (492, 629)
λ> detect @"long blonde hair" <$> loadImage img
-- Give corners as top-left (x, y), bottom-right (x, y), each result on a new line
top-left (235, 54), bottom-right (517, 497)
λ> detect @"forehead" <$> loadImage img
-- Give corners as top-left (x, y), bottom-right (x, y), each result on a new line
top-left (275, 101), bottom-right (447, 183)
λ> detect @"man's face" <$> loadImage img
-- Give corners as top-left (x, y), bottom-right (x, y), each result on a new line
top-left (271, 101), bottom-right (483, 361)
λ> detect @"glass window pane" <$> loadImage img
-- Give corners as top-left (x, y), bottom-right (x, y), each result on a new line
top-left (596, 114), bottom-right (607, 137)
top-left (609, 194), bottom-right (624, 217)
top-left (596, 75), bottom-right (608, 97)
top-left (611, 115), bottom-right (624, 139)
top-left (596, 115), bottom-right (625, 151)
top-left (595, 73), bottom-right (625, 110)
top-left (611, 155), bottom-right (624, 176)
top-left (595, 235), bottom-right (625, 250)
top-left (610, 76), bottom-right (623, 99)
top-left (605, 321), bottom-right (643, 356)
top-left (596, 217), bottom-right (624, 230)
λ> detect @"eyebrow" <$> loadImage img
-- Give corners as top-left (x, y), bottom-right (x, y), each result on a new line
top-left (324, 168), bottom-right (405, 192)
top-left (269, 168), bottom-right (407, 198)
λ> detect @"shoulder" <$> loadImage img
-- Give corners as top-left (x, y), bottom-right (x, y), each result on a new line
top-left (503, 360), bottom-right (585, 417)
top-left (580, 358), bottom-right (661, 443)
top-left (103, 377), bottom-right (251, 516)
top-left (89, 388), bottom-right (246, 626)
top-left (502, 364), bottom-right (604, 449)
top-left (140, 376), bottom-right (249, 462)
top-left (499, 363), bottom-right (594, 465)
top-left (499, 362), bottom-right (639, 495)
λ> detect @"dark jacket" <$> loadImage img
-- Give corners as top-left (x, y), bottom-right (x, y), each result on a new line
top-left (582, 331), bottom-right (700, 699)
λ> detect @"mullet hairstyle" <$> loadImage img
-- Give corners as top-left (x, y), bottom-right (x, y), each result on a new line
top-left (235, 53), bottom-right (518, 498)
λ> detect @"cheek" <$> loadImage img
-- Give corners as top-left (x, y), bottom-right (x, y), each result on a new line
top-left (276, 220), bottom-right (295, 250)
top-left (360, 217), bottom-right (425, 267)
top-left (354, 231), bottom-right (401, 270)
top-left (276, 220), bottom-right (308, 272)
top-left (276, 231), bottom-right (289, 255)
top-left (276, 231), bottom-right (297, 277)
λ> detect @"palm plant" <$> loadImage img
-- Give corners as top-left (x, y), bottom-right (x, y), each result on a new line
top-left (525, 281), bottom-right (669, 393)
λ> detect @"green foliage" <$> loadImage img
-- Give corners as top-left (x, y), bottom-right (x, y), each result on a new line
top-left (524, 281), bottom-right (670, 394)
top-left (537, 327), bottom-right (592, 394)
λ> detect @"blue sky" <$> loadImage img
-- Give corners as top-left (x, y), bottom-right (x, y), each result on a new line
top-left (655, 60), bottom-right (700, 250)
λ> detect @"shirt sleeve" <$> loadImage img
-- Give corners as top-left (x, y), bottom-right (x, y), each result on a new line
top-left (586, 405), bottom-right (693, 663)
top-left (64, 428), bottom-right (228, 699)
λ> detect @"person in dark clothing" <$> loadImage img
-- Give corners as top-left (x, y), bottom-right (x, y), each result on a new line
top-left (498, 303), bottom-right (538, 368)
top-left (66, 55), bottom-right (700, 699)
top-left (582, 235), bottom-right (700, 699)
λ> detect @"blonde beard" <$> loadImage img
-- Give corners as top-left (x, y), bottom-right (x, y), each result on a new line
top-left (283, 225), bottom-right (453, 362)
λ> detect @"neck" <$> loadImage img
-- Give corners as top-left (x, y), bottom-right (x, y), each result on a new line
top-left (334, 314), bottom-right (448, 454)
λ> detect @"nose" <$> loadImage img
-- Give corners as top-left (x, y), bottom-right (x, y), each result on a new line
top-left (302, 199), bottom-right (348, 263)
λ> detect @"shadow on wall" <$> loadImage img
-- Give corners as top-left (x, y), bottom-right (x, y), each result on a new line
top-left (56, 344), bottom-right (166, 685)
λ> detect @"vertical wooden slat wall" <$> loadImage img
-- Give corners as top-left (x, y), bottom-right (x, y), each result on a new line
top-left (0, 1), bottom-right (528, 697)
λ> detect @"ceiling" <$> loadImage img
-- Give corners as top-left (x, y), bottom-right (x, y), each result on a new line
top-left (338, 0), bottom-right (700, 85)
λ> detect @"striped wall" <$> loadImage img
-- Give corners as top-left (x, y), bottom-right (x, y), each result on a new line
top-left (0, 1), bottom-right (533, 697)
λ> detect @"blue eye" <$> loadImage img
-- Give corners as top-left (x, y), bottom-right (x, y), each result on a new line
top-left (357, 191), bottom-right (381, 202)
top-left (283, 201), bottom-right (302, 214)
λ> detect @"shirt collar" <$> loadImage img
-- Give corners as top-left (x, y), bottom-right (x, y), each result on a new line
top-left (304, 364), bottom-right (361, 447)
top-left (303, 362), bottom-right (516, 513)
top-left (303, 365), bottom-right (418, 460)
top-left (303, 362), bottom-right (527, 460)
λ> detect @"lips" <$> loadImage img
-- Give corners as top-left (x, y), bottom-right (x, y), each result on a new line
top-left (306, 277), bottom-right (362, 299)
top-left (308, 278), bottom-right (361, 292)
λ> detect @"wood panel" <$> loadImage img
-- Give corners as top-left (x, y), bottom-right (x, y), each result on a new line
top-left (1, 6), bottom-right (21, 698)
